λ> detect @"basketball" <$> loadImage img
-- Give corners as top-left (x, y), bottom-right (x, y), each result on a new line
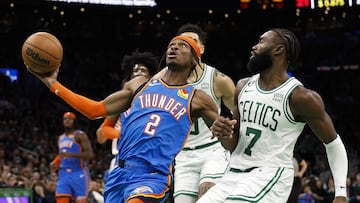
top-left (21, 32), bottom-right (63, 74)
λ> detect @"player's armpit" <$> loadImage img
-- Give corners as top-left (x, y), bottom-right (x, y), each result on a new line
top-left (50, 82), bottom-right (106, 119)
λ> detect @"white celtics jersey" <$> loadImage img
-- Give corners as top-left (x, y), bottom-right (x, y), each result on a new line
top-left (184, 64), bottom-right (221, 147)
top-left (230, 74), bottom-right (306, 169)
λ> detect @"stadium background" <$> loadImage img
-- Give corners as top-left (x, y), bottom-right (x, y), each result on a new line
top-left (0, 0), bottom-right (359, 201)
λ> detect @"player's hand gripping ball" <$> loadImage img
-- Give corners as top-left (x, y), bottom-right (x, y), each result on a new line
top-left (22, 32), bottom-right (63, 74)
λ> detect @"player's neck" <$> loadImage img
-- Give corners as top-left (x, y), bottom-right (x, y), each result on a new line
top-left (162, 68), bottom-right (189, 86)
top-left (258, 69), bottom-right (290, 90)
top-left (64, 128), bottom-right (76, 135)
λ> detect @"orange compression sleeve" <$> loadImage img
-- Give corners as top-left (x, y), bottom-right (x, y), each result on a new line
top-left (50, 82), bottom-right (106, 119)
top-left (102, 118), bottom-right (120, 139)
top-left (51, 155), bottom-right (61, 166)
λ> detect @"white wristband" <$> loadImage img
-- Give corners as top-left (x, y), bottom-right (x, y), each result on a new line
top-left (324, 135), bottom-right (348, 197)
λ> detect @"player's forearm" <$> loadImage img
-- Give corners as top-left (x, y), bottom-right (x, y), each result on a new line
top-left (102, 126), bottom-right (120, 139)
top-left (102, 118), bottom-right (120, 138)
top-left (218, 134), bottom-right (238, 152)
top-left (324, 135), bottom-right (348, 198)
top-left (50, 82), bottom-right (106, 119)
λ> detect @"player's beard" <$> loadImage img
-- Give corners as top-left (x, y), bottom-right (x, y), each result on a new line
top-left (246, 49), bottom-right (273, 74)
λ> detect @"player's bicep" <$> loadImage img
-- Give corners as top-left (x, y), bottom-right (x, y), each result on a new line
top-left (192, 90), bottom-right (218, 128)
top-left (78, 132), bottom-right (93, 152)
top-left (291, 88), bottom-right (337, 143)
top-left (103, 90), bottom-right (133, 115)
top-left (214, 72), bottom-right (236, 111)
top-left (103, 77), bottom-right (147, 115)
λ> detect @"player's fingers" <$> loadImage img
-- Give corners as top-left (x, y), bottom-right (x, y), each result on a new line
top-left (229, 119), bottom-right (237, 128)
top-left (211, 117), bottom-right (233, 138)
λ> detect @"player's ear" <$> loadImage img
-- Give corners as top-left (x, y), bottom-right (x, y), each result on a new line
top-left (200, 45), bottom-right (205, 55)
top-left (274, 44), bottom-right (285, 56)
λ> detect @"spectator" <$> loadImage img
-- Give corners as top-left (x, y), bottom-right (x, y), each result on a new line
top-left (88, 180), bottom-right (104, 203)
top-left (299, 183), bottom-right (316, 203)
top-left (349, 173), bottom-right (360, 203)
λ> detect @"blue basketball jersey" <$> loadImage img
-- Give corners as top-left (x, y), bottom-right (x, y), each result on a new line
top-left (56, 130), bottom-right (90, 201)
top-left (58, 130), bottom-right (87, 170)
top-left (117, 78), bottom-right (194, 175)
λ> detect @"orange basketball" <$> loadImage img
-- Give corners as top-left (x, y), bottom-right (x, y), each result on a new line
top-left (21, 32), bottom-right (63, 74)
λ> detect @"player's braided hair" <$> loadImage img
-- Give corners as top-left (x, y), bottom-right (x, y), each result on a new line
top-left (271, 28), bottom-right (300, 67)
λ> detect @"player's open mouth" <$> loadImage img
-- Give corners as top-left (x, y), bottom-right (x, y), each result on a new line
top-left (168, 51), bottom-right (177, 58)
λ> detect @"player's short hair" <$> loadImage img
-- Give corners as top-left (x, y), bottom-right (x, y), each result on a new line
top-left (176, 23), bottom-right (206, 45)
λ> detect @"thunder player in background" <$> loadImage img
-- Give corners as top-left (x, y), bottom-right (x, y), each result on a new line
top-left (171, 24), bottom-right (235, 203)
top-left (96, 51), bottom-right (158, 172)
top-left (50, 112), bottom-right (94, 203)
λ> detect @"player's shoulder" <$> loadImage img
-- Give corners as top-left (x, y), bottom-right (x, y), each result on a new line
top-left (290, 85), bottom-right (326, 117)
top-left (76, 129), bottom-right (85, 134)
top-left (207, 65), bottom-right (235, 87)
top-left (75, 130), bottom-right (88, 137)
top-left (124, 75), bottom-right (149, 91)
top-left (290, 85), bottom-right (326, 120)
top-left (74, 130), bottom-right (90, 143)
top-left (291, 85), bottom-right (322, 103)
top-left (235, 77), bottom-right (252, 89)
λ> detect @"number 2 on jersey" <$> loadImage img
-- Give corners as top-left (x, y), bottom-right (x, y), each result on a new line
top-left (144, 114), bottom-right (161, 136)
top-left (244, 127), bottom-right (262, 156)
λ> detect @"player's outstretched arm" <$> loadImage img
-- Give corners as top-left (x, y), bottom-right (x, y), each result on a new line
top-left (26, 67), bottom-right (147, 119)
top-left (290, 86), bottom-right (348, 202)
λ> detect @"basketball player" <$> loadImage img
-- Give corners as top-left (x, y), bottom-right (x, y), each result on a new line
top-left (96, 51), bottom-right (158, 172)
top-left (27, 35), bottom-right (220, 203)
top-left (50, 112), bottom-right (94, 203)
top-left (199, 28), bottom-right (348, 203)
top-left (171, 24), bottom-right (235, 203)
